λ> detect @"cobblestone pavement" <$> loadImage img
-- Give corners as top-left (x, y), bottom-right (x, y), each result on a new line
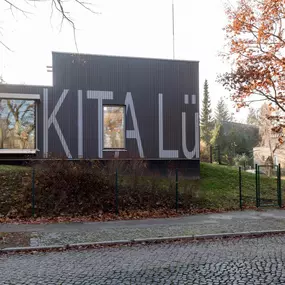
top-left (2, 236), bottom-right (285, 284)
top-left (2, 210), bottom-right (285, 248)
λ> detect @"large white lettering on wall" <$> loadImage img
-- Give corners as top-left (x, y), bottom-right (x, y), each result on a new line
top-left (125, 92), bottom-right (144, 158)
top-left (158, 93), bottom-right (179, 158)
top-left (182, 94), bottom-right (199, 159)
top-left (43, 89), bottom-right (199, 160)
top-left (87, 91), bottom-right (113, 158)
top-left (182, 112), bottom-right (199, 159)
top-left (78, 90), bottom-right (83, 159)
top-left (43, 88), bottom-right (72, 159)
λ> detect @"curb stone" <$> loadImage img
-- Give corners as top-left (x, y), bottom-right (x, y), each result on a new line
top-left (2, 229), bottom-right (285, 254)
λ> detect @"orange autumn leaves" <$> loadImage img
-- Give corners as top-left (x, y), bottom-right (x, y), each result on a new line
top-left (220, 0), bottom-right (285, 138)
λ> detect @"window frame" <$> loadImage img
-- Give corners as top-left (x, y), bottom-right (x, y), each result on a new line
top-left (102, 104), bottom-right (126, 151)
top-left (0, 93), bottom-right (39, 154)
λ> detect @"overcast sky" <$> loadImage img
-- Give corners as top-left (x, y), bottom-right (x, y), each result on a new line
top-left (0, 0), bottom-right (248, 121)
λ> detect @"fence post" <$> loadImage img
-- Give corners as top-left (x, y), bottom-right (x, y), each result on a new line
top-left (32, 167), bottom-right (35, 217)
top-left (278, 164), bottom-right (282, 208)
top-left (175, 168), bottom-right (178, 213)
top-left (255, 164), bottom-right (259, 208)
top-left (210, 145), bottom-right (213, 164)
top-left (115, 169), bottom-right (119, 215)
top-left (239, 166), bottom-right (242, 210)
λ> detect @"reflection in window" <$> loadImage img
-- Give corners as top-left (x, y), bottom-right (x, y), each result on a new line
top-left (0, 99), bottom-right (35, 149)
top-left (103, 106), bottom-right (125, 149)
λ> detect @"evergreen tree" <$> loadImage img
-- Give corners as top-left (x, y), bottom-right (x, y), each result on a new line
top-left (200, 80), bottom-right (213, 144)
top-left (210, 123), bottom-right (222, 146)
top-left (215, 97), bottom-right (230, 123)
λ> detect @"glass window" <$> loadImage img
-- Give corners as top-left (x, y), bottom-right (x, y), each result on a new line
top-left (103, 106), bottom-right (125, 149)
top-left (0, 99), bottom-right (36, 149)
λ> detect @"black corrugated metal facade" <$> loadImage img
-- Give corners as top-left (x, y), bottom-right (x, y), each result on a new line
top-left (0, 52), bottom-right (200, 175)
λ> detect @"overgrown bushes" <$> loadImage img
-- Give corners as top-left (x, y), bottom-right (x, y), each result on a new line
top-left (0, 160), bottom-right (200, 218)
top-left (233, 153), bottom-right (253, 169)
top-left (0, 162), bottom-right (281, 218)
top-left (0, 165), bottom-right (31, 217)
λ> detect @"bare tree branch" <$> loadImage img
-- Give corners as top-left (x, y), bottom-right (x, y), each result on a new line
top-left (1, 0), bottom-right (99, 51)
top-left (52, 0), bottom-right (78, 50)
top-left (3, 0), bottom-right (31, 16)
top-left (0, 39), bottom-right (13, 52)
top-left (74, 0), bottom-right (98, 14)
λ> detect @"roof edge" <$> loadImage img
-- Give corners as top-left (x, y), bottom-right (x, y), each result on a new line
top-left (52, 51), bottom-right (200, 64)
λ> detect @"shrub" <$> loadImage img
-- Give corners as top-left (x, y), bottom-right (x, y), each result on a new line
top-left (233, 153), bottom-right (253, 169)
top-left (0, 159), bottom-right (200, 217)
top-left (200, 140), bottom-right (210, 162)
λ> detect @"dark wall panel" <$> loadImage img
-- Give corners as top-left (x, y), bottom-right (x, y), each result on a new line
top-left (52, 52), bottom-right (200, 161)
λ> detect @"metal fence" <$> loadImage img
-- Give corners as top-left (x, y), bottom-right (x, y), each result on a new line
top-left (0, 160), bottom-right (201, 218)
top-left (0, 159), bottom-right (282, 218)
top-left (239, 164), bottom-right (282, 210)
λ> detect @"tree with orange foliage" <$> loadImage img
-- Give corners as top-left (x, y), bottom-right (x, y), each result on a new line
top-left (219, 0), bottom-right (285, 145)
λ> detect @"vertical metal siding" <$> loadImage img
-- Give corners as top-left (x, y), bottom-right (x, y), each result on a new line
top-left (0, 52), bottom-right (199, 162)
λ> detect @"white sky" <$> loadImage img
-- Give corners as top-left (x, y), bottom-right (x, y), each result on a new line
top-left (0, 0), bottom-right (248, 121)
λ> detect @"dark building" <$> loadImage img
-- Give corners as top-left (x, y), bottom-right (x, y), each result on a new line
top-left (0, 52), bottom-right (200, 176)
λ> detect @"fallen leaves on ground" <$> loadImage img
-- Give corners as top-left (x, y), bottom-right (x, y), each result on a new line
top-left (0, 232), bottom-right (31, 249)
top-left (0, 208), bottom-right (246, 225)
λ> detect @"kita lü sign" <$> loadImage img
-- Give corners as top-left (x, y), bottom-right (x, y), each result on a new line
top-left (42, 89), bottom-right (199, 159)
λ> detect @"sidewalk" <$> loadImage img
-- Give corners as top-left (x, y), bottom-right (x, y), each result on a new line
top-left (2, 209), bottom-right (285, 250)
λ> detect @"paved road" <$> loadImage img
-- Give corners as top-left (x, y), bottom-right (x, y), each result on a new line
top-left (2, 236), bottom-right (285, 284)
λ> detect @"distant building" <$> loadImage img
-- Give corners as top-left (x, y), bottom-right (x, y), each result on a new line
top-left (216, 121), bottom-right (259, 155)
top-left (222, 121), bottom-right (259, 153)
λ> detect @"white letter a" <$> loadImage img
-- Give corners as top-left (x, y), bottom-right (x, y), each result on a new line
top-left (125, 92), bottom-right (144, 158)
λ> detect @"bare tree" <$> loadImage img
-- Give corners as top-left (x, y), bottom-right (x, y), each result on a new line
top-left (1, 0), bottom-right (99, 51)
top-left (258, 104), bottom-right (276, 174)
top-left (257, 103), bottom-right (285, 173)
top-left (259, 104), bottom-right (273, 156)
top-left (6, 100), bottom-right (35, 149)
top-left (0, 99), bottom-right (36, 149)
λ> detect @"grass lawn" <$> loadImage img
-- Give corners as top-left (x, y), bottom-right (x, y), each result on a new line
top-left (197, 163), bottom-right (279, 209)
top-left (117, 162), bottom-right (279, 210)
top-left (0, 165), bottom-right (29, 172)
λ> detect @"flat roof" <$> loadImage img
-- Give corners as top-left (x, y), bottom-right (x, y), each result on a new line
top-left (52, 51), bottom-right (200, 64)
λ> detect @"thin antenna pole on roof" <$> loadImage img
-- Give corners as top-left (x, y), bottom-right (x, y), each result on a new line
top-left (172, 0), bottom-right (175, 59)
